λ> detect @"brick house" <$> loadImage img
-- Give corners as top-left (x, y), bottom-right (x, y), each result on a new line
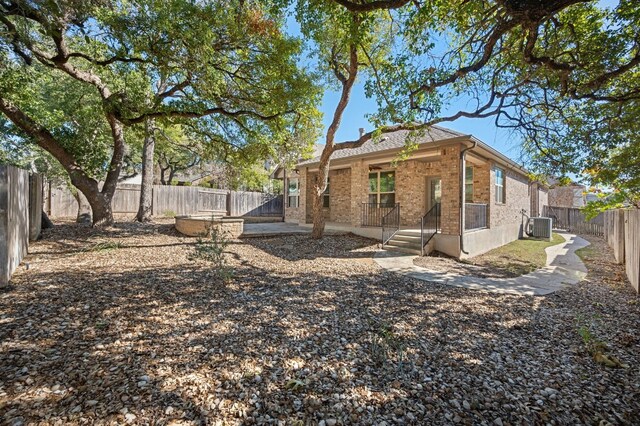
top-left (275, 126), bottom-right (548, 258)
top-left (547, 178), bottom-right (586, 208)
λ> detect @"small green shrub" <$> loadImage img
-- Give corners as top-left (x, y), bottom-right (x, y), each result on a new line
top-left (83, 241), bottom-right (124, 252)
top-left (367, 316), bottom-right (408, 373)
top-left (191, 225), bottom-right (233, 282)
top-left (576, 316), bottom-right (628, 368)
top-left (163, 210), bottom-right (177, 218)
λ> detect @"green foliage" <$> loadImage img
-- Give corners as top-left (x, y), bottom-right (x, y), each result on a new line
top-left (308, 0), bottom-right (639, 210)
top-left (191, 226), bottom-right (233, 282)
top-left (83, 241), bottom-right (125, 252)
top-left (226, 164), bottom-right (272, 192)
top-left (366, 314), bottom-right (408, 373)
top-left (576, 315), bottom-right (629, 368)
top-left (1, 0), bottom-right (321, 210)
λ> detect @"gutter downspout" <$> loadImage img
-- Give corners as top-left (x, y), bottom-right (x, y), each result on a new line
top-left (460, 140), bottom-right (477, 255)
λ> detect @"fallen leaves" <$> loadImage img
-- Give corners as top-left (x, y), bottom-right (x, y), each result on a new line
top-left (0, 222), bottom-right (638, 425)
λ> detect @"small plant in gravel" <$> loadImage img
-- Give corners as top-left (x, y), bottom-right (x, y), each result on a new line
top-left (191, 226), bottom-right (233, 282)
top-left (84, 241), bottom-right (124, 252)
top-left (368, 316), bottom-right (410, 374)
top-left (576, 316), bottom-right (628, 369)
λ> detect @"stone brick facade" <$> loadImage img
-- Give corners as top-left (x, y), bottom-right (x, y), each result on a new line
top-left (350, 160), bottom-right (368, 226)
top-left (303, 170), bottom-right (352, 223)
top-left (548, 185), bottom-right (585, 208)
top-left (395, 159), bottom-right (442, 226)
top-left (470, 161), bottom-right (491, 204)
top-left (289, 141), bottom-right (532, 243)
top-left (439, 146), bottom-right (461, 235)
top-left (328, 168), bottom-right (351, 223)
top-left (489, 164), bottom-right (530, 227)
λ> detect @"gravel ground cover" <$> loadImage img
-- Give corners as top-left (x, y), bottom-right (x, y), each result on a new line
top-left (1, 222), bottom-right (639, 425)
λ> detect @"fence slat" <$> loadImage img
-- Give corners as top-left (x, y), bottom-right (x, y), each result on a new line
top-left (1, 166), bottom-right (40, 286)
top-left (542, 205), bottom-right (604, 236)
top-left (624, 210), bottom-right (640, 292)
top-left (48, 184), bottom-right (283, 219)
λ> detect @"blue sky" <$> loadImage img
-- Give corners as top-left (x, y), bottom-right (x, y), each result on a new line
top-left (288, 0), bottom-right (619, 164)
top-left (287, 20), bottom-right (525, 164)
top-left (319, 84), bottom-right (523, 161)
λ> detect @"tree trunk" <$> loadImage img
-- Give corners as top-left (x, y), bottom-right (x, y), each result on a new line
top-left (87, 193), bottom-right (114, 226)
top-left (136, 119), bottom-right (156, 222)
top-left (311, 160), bottom-right (331, 239)
top-left (41, 210), bottom-right (54, 229)
top-left (0, 96), bottom-right (120, 227)
top-left (310, 38), bottom-right (360, 239)
top-left (310, 188), bottom-right (326, 239)
top-left (73, 189), bottom-right (92, 224)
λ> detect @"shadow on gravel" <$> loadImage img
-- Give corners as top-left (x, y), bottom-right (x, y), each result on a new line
top-left (1, 227), bottom-right (639, 424)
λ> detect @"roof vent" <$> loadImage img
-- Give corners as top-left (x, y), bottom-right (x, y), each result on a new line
top-left (359, 128), bottom-right (365, 137)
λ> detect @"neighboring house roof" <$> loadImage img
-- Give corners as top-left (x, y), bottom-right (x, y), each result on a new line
top-left (547, 176), bottom-right (585, 188)
top-left (298, 125), bottom-right (466, 166)
top-left (120, 174), bottom-right (142, 185)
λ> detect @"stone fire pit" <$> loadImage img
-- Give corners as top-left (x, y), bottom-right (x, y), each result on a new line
top-left (174, 215), bottom-right (244, 238)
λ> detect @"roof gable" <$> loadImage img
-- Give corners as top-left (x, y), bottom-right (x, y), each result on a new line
top-left (298, 125), bottom-right (466, 166)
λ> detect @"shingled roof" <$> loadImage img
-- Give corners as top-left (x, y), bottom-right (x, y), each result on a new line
top-left (297, 125), bottom-right (467, 166)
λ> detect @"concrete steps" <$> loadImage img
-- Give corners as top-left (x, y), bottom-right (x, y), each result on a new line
top-left (384, 230), bottom-right (435, 256)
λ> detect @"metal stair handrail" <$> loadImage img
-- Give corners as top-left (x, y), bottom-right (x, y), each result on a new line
top-left (420, 203), bottom-right (440, 256)
top-left (381, 203), bottom-right (400, 246)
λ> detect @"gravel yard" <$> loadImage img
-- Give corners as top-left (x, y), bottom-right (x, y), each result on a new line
top-left (1, 222), bottom-right (639, 425)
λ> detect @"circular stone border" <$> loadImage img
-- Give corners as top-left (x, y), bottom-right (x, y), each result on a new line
top-left (175, 215), bottom-right (244, 238)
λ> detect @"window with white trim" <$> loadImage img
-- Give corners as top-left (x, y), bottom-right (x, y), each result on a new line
top-left (465, 165), bottom-right (474, 202)
top-left (495, 167), bottom-right (505, 203)
top-left (287, 178), bottom-right (299, 208)
top-left (368, 171), bottom-right (395, 206)
top-left (323, 177), bottom-right (330, 208)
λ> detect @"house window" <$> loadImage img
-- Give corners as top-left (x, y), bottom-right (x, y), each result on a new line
top-left (495, 167), bottom-right (505, 203)
top-left (287, 178), bottom-right (299, 208)
top-left (323, 177), bottom-right (330, 208)
top-left (465, 165), bottom-right (473, 202)
top-left (368, 171), bottom-right (395, 206)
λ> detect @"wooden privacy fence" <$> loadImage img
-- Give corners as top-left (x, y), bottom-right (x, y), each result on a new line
top-left (604, 209), bottom-right (640, 293)
top-left (46, 184), bottom-right (283, 218)
top-left (228, 191), bottom-right (283, 217)
top-left (543, 205), bottom-right (604, 236)
top-left (1, 165), bottom-right (42, 286)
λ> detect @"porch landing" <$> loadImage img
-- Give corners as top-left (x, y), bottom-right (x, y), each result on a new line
top-left (241, 222), bottom-right (357, 238)
top-left (374, 233), bottom-right (590, 296)
top-left (242, 221), bottom-right (422, 241)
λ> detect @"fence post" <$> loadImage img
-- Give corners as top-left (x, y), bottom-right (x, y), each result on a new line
top-left (28, 174), bottom-right (42, 241)
top-left (226, 191), bottom-right (232, 216)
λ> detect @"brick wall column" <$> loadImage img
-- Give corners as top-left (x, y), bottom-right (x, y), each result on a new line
top-left (350, 160), bottom-right (367, 226)
top-left (440, 145), bottom-right (461, 235)
top-left (396, 160), bottom-right (425, 226)
top-left (298, 167), bottom-right (308, 225)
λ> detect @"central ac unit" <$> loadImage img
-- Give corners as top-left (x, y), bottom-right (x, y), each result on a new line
top-left (530, 217), bottom-right (552, 240)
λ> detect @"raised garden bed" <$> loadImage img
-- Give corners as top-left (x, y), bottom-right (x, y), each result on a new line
top-left (174, 215), bottom-right (244, 238)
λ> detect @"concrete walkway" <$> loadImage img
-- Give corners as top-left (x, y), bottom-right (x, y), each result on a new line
top-left (374, 233), bottom-right (590, 296)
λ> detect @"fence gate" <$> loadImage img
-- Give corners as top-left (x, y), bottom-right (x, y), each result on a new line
top-left (543, 205), bottom-right (604, 236)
